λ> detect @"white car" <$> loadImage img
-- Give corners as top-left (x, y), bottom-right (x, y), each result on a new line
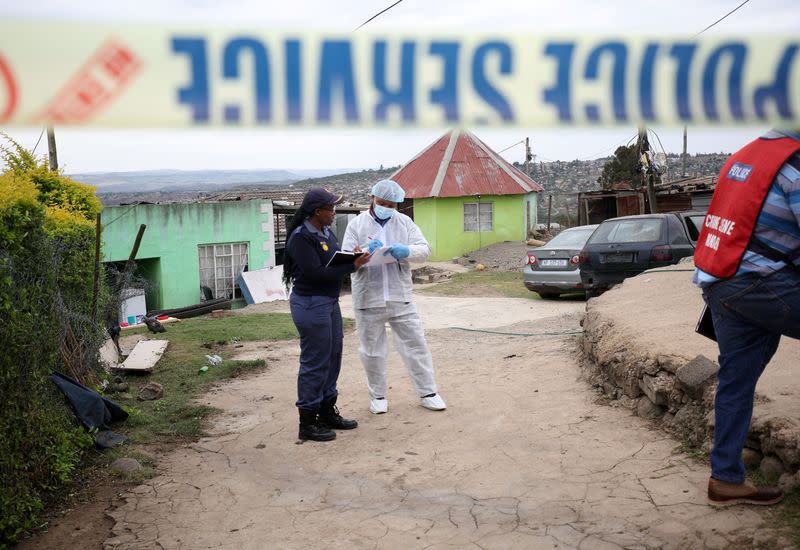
top-left (523, 225), bottom-right (599, 299)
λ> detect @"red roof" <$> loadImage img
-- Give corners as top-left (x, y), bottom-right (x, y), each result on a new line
top-left (391, 130), bottom-right (544, 199)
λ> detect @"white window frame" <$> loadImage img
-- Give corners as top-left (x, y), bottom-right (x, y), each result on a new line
top-left (198, 242), bottom-right (249, 300)
top-left (463, 202), bottom-right (493, 232)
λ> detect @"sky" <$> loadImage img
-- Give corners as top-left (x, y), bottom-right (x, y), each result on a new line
top-left (1, 0), bottom-right (795, 174)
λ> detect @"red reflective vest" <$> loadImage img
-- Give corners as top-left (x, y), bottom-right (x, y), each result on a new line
top-left (694, 136), bottom-right (800, 278)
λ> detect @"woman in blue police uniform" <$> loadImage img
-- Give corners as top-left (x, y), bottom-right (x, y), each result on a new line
top-left (282, 188), bottom-right (371, 441)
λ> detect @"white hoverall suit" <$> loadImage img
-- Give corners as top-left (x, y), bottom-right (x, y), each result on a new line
top-left (342, 209), bottom-right (441, 405)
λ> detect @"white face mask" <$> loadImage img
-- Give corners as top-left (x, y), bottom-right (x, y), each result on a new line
top-left (373, 203), bottom-right (396, 219)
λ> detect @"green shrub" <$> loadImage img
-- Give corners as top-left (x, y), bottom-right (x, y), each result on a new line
top-left (0, 136), bottom-right (102, 545)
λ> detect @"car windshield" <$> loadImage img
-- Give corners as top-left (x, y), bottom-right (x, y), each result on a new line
top-left (545, 228), bottom-right (595, 248)
top-left (589, 218), bottom-right (662, 244)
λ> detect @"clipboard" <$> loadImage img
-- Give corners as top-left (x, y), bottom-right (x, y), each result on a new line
top-left (695, 304), bottom-right (717, 342)
top-left (325, 250), bottom-right (364, 268)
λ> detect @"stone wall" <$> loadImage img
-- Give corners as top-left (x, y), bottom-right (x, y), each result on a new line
top-left (580, 307), bottom-right (800, 491)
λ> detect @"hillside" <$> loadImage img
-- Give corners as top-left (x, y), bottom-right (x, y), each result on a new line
top-left (95, 153), bottom-right (728, 215)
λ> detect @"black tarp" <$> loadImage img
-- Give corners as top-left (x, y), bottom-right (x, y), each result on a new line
top-left (51, 371), bottom-right (129, 448)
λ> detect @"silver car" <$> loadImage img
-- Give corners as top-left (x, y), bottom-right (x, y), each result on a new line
top-left (523, 224), bottom-right (599, 299)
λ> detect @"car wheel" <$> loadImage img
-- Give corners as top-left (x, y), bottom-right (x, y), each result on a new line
top-left (538, 292), bottom-right (560, 299)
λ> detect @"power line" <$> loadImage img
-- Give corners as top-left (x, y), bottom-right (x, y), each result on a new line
top-left (102, 203), bottom-right (140, 227)
top-left (498, 140), bottom-right (524, 154)
top-left (578, 133), bottom-right (638, 161)
top-left (32, 127), bottom-right (45, 154)
top-left (355, 0), bottom-right (405, 30)
top-left (695, 0), bottom-right (750, 36)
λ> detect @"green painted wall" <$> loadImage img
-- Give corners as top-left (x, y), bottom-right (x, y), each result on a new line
top-left (413, 193), bottom-right (538, 261)
top-left (101, 200), bottom-right (274, 309)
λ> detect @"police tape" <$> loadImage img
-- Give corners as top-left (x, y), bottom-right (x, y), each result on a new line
top-left (0, 21), bottom-right (797, 128)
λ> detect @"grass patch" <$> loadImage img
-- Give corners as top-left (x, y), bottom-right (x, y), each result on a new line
top-left (746, 465), bottom-right (800, 544)
top-left (680, 436), bottom-right (708, 459)
top-left (111, 313), bottom-right (296, 444)
top-left (419, 271), bottom-right (542, 300)
top-left (777, 489), bottom-right (800, 545)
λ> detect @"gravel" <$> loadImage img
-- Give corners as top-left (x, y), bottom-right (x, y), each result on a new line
top-left (458, 240), bottom-right (529, 272)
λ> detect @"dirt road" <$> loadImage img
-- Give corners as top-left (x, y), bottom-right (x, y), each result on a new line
top-left (105, 294), bottom-right (774, 549)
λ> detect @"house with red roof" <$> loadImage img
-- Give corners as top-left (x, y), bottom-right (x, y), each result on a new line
top-left (392, 129), bottom-right (544, 260)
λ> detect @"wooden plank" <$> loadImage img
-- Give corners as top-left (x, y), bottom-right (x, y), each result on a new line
top-left (115, 340), bottom-right (169, 372)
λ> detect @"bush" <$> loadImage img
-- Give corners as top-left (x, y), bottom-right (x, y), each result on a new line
top-left (0, 138), bottom-right (102, 545)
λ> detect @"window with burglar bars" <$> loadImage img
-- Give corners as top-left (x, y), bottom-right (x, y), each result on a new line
top-left (463, 202), bottom-right (493, 232)
top-left (198, 243), bottom-right (249, 300)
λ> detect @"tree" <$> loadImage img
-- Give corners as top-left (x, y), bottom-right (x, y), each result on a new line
top-left (597, 144), bottom-right (640, 190)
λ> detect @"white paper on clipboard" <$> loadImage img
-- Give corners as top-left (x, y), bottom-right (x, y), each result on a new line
top-left (366, 246), bottom-right (397, 266)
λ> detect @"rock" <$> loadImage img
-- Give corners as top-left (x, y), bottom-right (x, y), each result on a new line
top-left (641, 360), bottom-right (660, 376)
top-left (774, 445), bottom-right (800, 468)
top-left (759, 456), bottom-right (786, 482)
top-left (602, 382), bottom-right (616, 396)
top-left (742, 447), bottom-right (763, 469)
top-left (526, 239), bottom-right (546, 247)
top-left (475, 263), bottom-right (485, 271)
top-left (778, 472), bottom-right (800, 493)
top-left (110, 458), bottom-right (142, 474)
top-left (138, 382), bottom-right (164, 401)
top-left (639, 373), bottom-right (672, 406)
top-left (705, 410), bottom-right (715, 429)
top-left (672, 404), bottom-right (708, 446)
top-left (676, 355), bottom-right (719, 393)
top-left (108, 376), bottom-right (129, 393)
top-left (656, 355), bottom-right (682, 374)
top-left (636, 396), bottom-right (664, 419)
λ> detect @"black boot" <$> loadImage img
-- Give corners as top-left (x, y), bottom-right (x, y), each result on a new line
top-left (298, 408), bottom-right (336, 441)
top-left (318, 396), bottom-right (358, 430)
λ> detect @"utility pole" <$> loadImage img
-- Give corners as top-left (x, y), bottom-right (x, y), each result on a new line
top-left (682, 126), bottom-right (688, 178)
top-left (524, 137), bottom-right (532, 176)
top-left (46, 126), bottom-right (58, 171)
top-left (638, 127), bottom-right (658, 213)
top-left (546, 195), bottom-right (553, 231)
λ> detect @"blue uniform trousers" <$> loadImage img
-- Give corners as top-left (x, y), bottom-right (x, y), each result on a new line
top-left (290, 294), bottom-right (343, 411)
top-left (703, 267), bottom-right (800, 483)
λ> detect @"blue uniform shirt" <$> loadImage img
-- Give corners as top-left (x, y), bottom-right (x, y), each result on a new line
top-left (286, 220), bottom-right (355, 297)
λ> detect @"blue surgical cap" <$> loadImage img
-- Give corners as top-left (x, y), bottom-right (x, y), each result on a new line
top-left (371, 179), bottom-right (406, 203)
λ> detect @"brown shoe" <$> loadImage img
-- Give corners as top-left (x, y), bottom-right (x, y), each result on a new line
top-left (707, 477), bottom-right (784, 506)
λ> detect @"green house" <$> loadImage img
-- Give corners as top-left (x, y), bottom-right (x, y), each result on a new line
top-left (101, 199), bottom-right (275, 310)
top-left (391, 130), bottom-right (543, 261)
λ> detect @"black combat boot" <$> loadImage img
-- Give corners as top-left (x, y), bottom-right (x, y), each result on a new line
top-left (318, 396), bottom-right (358, 430)
top-left (298, 408), bottom-right (336, 441)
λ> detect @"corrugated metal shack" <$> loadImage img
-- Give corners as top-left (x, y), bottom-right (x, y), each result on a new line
top-left (577, 176), bottom-right (716, 225)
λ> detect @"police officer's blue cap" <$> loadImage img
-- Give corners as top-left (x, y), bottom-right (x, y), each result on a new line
top-left (302, 187), bottom-right (343, 213)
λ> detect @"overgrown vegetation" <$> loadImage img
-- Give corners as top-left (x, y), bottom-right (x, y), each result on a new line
top-left (0, 135), bottom-right (102, 546)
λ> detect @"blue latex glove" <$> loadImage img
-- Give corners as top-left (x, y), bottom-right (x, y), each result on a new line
top-left (367, 239), bottom-right (384, 253)
top-left (384, 243), bottom-right (410, 259)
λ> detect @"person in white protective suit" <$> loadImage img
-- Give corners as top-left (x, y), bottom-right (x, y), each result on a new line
top-left (342, 179), bottom-right (447, 414)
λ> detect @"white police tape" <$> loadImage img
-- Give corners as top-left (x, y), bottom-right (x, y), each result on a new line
top-left (0, 22), bottom-right (797, 128)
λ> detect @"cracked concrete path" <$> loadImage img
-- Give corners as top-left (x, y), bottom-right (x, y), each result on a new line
top-left (106, 295), bottom-right (772, 549)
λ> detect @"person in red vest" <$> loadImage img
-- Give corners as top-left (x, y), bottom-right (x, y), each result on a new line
top-left (694, 130), bottom-right (800, 506)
